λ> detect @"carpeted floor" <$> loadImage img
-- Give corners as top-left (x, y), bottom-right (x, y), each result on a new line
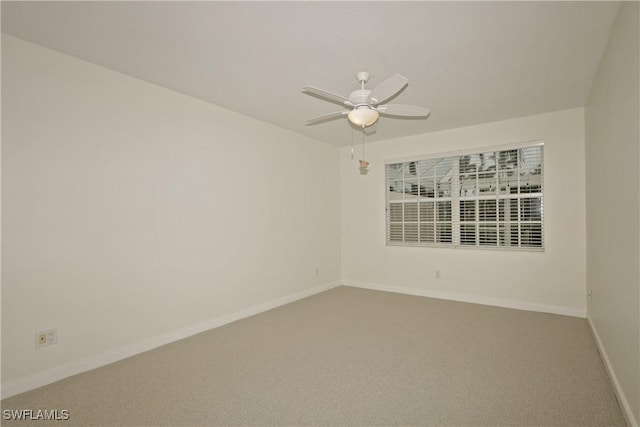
top-left (1, 286), bottom-right (626, 426)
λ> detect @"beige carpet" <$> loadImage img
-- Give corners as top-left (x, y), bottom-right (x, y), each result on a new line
top-left (1, 286), bottom-right (626, 426)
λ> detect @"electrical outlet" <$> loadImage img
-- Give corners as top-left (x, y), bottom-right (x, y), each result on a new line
top-left (35, 328), bottom-right (57, 348)
top-left (435, 270), bottom-right (441, 279)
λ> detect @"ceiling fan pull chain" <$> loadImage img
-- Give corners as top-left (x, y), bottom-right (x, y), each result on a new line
top-left (359, 125), bottom-right (369, 170)
top-left (360, 125), bottom-right (369, 170)
top-left (351, 128), bottom-right (354, 159)
top-left (361, 125), bottom-right (365, 161)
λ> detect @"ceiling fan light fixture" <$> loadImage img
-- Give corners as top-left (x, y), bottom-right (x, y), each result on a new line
top-left (348, 106), bottom-right (379, 127)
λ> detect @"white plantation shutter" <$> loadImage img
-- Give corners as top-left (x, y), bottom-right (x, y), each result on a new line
top-left (386, 142), bottom-right (544, 250)
top-left (387, 157), bottom-right (454, 245)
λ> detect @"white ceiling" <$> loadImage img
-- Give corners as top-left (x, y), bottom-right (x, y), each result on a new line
top-left (2, 1), bottom-right (620, 147)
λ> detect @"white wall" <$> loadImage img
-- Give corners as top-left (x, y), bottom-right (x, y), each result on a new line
top-left (585, 2), bottom-right (639, 424)
top-left (1, 35), bottom-right (341, 386)
top-left (341, 108), bottom-right (586, 316)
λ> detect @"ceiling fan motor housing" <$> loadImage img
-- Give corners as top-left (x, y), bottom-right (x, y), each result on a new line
top-left (349, 89), bottom-right (373, 106)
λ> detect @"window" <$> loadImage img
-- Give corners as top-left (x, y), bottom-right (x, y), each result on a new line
top-left (386, 142), bottom-right (543, 250)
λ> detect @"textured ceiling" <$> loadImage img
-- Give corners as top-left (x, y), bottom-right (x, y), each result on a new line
top-left (1, 1), bottom-right (620, 146)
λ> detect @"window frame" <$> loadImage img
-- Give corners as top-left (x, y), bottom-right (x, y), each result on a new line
top-left (385, 140), bottom-right (544, 251)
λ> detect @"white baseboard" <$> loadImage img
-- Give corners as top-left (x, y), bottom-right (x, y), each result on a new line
top-left (1, 281), bottom-right (340, 399)
top-left (588, 317), bottom-right (638, 427)
top-left (342, 280), bottom-right (587, 318)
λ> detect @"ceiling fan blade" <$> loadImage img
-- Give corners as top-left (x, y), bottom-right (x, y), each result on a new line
top-left (377, 104), bottom-right (431, 117)
top-left (303, 86), bottom-right (354, 107)
top-left (305, 110), bottom-right (348, 125)
top-left (367, 74), bottom-right (408, 105)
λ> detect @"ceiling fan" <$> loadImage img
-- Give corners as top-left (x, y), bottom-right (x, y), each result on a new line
top-left (303, 72), bottom-right (430, 128)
